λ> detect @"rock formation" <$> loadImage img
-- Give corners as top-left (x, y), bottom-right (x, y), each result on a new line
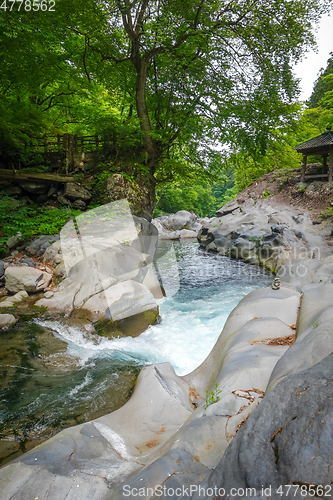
top-left (198, 200), bottom-right (331, 272)
top-left (152, 210), bottom-right (202, 239)
top-left (1, 200), bottom-right (333, 499)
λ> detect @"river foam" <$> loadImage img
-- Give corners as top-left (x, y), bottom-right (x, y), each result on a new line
top-left (36, 240), bottom-right (272, 376)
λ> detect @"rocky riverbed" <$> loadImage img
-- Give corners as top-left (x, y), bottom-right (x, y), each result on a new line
top-left (1, 199), bottom-right (333, 499)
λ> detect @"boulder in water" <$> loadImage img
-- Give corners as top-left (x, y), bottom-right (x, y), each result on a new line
top-left (152, 210), bottom-right (202, 239)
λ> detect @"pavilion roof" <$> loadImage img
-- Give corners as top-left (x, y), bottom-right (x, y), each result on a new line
top-left (296, 128), bottom-right (333, 155)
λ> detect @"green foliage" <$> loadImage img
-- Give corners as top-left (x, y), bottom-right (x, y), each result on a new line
top-left (155, 182), bottom-right (216, 217)
top-left (0, 196), bottom-right (82, 251)
top-left (321, 207), bottom-right (333, 219)
top-left (204, 383), bottom-right (222, 409)
top-left (261, 189), bottom-right (273, 199)
top-left (308, 52), bottom-right (333, 108)
top-left (1, 0), bottom-right (328, 196)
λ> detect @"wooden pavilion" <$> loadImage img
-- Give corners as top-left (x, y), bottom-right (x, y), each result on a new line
top-left (296, 127), bottom-right (333, 183)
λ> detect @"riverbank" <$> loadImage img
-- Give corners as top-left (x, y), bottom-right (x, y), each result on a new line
top-left (1, 241), bottom-right (332, 497)
top-left (0, 240), bottom-right (271, 467)
top-left (1, 189), bottom-right (333, 497)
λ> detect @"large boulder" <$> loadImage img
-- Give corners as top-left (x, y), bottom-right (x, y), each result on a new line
top-left (63, 182), bottom-right (92, 201)
top-left (152, 211), bottom-right (202, 239)
top-left (97, 173), bottom-right (152, 219)
top-left (5, 267), bottom-right (52, 293)
top-left (197, 353), bottom-right (333, 497)
top-left (36, 201), bottom-right (162, 333)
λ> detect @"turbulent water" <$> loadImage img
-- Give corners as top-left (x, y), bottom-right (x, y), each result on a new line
top-left (0, 240), bottom-right (272, 465)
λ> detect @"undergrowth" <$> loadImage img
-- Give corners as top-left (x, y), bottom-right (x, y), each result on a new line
top-left (0, 196), bottom-right (82, 252)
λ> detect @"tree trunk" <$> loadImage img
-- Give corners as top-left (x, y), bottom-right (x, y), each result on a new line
top-left (135, 57), bottom-right (158, 215)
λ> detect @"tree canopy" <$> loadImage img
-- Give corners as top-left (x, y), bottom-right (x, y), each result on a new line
top-left (1, 0), bottom-right (331, 213)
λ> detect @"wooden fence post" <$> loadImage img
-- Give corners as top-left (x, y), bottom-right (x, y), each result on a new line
top-left (301, 155), bottom-right (307, 183)
top-left (329, 146), bottom-right (333, 183)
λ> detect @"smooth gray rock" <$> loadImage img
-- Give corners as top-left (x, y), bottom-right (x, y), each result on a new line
top-left (5, 266), bottom-right (52, 293)
top-left (25, 235), bottom-right (59, 257)
top-left (0, 290), bottom-right (28, 308)
top-left (0, 313), bottom-right (17, 327)
top-left (277, 258), bottom-right (333, 291)
top-left (194, 353), bottom-right (333, 498)
top-left (7, 231), bottom-right (24, 249)
top-left (111, 449), bottom-right (211, 500)
top-left (63, 182), bottom-right (92, 201)
top-left (267, 283), bottom-right (333, 392)
top-left (0, 260), bottom-right (4, 278)
top-left (216, 199), bottom-right (240, 217)
top-left (152, 211), bottom-right (202, 239)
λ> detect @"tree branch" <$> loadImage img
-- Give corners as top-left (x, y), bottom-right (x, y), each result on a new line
top-left (135, 0), bottom-right (149, 35)
top-left (69, 26), bottom-right (130, 64)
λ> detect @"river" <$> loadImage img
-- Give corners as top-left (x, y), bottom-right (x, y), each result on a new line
top-left (0, 240), bottom-right (271, 466)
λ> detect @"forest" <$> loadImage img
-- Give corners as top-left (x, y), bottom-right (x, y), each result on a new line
top-left (1, 0), bottom-right (333, 225)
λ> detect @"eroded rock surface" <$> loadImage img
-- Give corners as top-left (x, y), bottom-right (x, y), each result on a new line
top-left (198, 201), bottom-right (331, 272)
top-left (195, 353), bottom-right (333, 499)
top-left (0, 286), bottom-right (301, 499)
top-left (152, 210), bottom-right (202, 239)
top-left (36, 202), bottom-right (163, 334)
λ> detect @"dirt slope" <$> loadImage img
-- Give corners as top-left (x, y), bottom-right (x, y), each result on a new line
top-left (236, 164), bottom-right (333, 223)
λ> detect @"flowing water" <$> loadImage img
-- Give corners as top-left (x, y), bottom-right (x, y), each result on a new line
top-left (0, 240), bottom-right (272, 465)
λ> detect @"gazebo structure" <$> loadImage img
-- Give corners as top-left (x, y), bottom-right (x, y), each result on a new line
top-left (296, 127), bottom-right (333, 183)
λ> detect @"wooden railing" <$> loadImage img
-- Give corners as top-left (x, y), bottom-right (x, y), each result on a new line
top-left (35, 133), bottom-right (103, 173)
top-left (36, 133), bottom-right (101, 153)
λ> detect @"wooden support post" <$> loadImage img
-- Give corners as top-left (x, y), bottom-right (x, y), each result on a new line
top-left (329, 146), bottom-right (333, 183)
top-left (67, 134), bottom-right (75, 173)
top-left (301, 154), bottom-right (307, 183)
top-left (323, 154), bottom-right (328, 175)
